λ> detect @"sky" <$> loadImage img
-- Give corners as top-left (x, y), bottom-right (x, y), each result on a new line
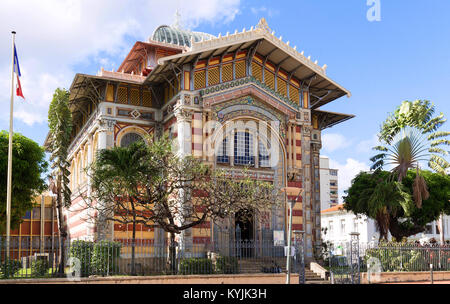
top-left (0, 0), bottom-right (449, 203)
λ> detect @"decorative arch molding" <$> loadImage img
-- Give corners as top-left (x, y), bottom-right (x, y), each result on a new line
top-left (211, 96), bottom-right (288, 138)
top-left (202, 83), bottom-right (298, 120)
top-left (115, 125), bottom-right (153, 147)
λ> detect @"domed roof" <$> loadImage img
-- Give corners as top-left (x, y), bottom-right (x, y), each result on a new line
top-left (152, 25), bottom-right (215, 47)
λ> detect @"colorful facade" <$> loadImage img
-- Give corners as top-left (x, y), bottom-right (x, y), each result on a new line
top-left (54, 19), bottom-right (354, 260)
top-left (1, 194), bottom-right (58, 260)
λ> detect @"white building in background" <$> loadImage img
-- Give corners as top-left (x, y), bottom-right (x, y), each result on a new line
top-left (321, 204), bottom-right (450, 243)
top-left (319, 157), bottom-right (339, 210)
top-left (321, 205), bottom-right (379, 243)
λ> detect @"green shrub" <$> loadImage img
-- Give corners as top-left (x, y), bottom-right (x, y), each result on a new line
top-left (70, 240), bottom-right (94, 277)
top-left (31, 259), bottom-right (49, 278)
top-left (215, 256), bottom-right (238, 274)
top-left (179, 258), bottom-right (214, 275)
top-left (0, 259), bottom-right (22, 279)
top-left (91, 240), bottom-right (122, 276)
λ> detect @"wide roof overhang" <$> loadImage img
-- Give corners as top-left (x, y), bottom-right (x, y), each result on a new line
top-left (312, 109), bottom-right (355, 130)
top-left (145, 30), bottom-right (351, 109)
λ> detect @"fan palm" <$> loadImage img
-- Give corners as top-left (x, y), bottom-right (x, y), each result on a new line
top-left (371, 127), bottom-right (430, 208)
top-left (379, 100), bottom-right (450, 174)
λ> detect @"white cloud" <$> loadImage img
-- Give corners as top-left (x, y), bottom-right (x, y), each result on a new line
top-left (356, 134), bottom-right (380, 154)
top-left (321, 133), bottom-right (351, 152)
top-left (250, 6), bottom-right (279, 18)
top-left (329, 158), bottom-right (370, 204)
top-left (0, 0), bottom-right (242, 126)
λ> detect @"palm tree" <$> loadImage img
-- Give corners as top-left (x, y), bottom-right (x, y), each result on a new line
top-left (47, 88), bottom-right (72, 276)
top-left (88, 140), bottom-right (151, 276)
top-left (379, 100), bottom-right (449, 174)
top-left (369, 101), bottom-right (449, 241)
top-left (371, 127), bottom-right (430, 205)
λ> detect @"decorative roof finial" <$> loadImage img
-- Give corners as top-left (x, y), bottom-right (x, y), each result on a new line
top-left (256, 17), bottom-right (271, 33)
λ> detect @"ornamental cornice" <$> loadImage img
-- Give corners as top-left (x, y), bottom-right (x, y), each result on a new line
top-left (200, 76), bottom-right (300, 115)
top-left (188, 18), bottom-right (328, 75)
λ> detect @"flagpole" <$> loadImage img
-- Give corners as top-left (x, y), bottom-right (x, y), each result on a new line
top-left (6, 31), bottom-right (16, 259)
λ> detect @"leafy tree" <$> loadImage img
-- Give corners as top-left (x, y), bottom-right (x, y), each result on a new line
top-left (84, 136), bottom-right (279, 274)
top-left (47, 88), bottom-right (72, 275)
top-left (344, 170), bottom-right (450, 240)
top-left (0, 131), bottom-right (47, 234)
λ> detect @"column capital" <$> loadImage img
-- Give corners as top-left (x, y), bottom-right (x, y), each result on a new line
top-left (174, 106), bottom-right (193, 123)
top-left (99, 118), bottom-right (116, 132)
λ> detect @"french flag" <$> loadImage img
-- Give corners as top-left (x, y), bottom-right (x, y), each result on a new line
top-left (14, 45), bottom-right (25, 99)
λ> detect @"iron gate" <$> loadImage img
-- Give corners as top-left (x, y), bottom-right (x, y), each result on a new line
top-left (293, 231), bottom-right (305, 284)
top-left (329, 233), bottom-right (361, 284)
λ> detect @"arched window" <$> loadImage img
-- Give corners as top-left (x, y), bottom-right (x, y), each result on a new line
top-left (120, 132), bottom-right (143, 147)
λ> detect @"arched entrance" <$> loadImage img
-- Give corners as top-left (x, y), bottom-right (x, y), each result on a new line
top-left (210, 116), bottom-right (289, 253)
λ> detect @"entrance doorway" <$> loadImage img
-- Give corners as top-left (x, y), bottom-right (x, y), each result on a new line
top-left (235, 209), bottom-right (254, 241)
top-left (235, 209), bottom-right (254, 257)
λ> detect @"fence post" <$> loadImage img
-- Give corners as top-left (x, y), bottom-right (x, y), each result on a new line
top-left (349, 232), bottom-right (360, 284)
top-left (430, 263), bottom-right (433, 284)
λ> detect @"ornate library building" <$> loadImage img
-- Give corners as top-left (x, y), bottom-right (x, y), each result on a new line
top-left (60, 18), bottom-right (353, 259)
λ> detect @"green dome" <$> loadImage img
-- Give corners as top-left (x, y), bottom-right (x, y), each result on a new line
top-left (152, 25), bottom-right (215, 47)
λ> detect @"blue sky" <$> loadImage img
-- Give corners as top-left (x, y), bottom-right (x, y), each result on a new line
top-left (1, 0), bottom-right (449, 201)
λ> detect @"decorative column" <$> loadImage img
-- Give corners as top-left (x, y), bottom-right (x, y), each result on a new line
top-left (311, 142), bottom-right (322, 258)
top-left (301, 125), bottom-right (313, 260)
top-left (86, 134), bottom-right (95, 241)
top-left (174, 106), bottom-right (194, 255)
top-left (287, 123), bottom-right (293, 170)
top-left (96, 118), bottom-right (116, 241)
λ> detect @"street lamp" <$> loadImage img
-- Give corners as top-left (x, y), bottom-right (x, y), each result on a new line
top-left (281, 186), bottom-right (303, 284)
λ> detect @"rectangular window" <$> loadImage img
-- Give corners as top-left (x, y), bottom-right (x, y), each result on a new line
top-left (208, 66), bottom-right (220, 86)
top-left (251, 61), bottom-right (262, 82)
top-left (340, 219), bottom-right (346, 234)
top-left (234, 132), bottom-right (254, 166)
top-left (222, 63), bottom-right (233, 82)
top-left (328, 221), bottom-right (333, 234)
top-left (217, 137), bottom-right (230, 164)
top-left (194, 70), bottom-right (206, 90)
top-left (32, 208), bottom-right (41, 220)
top-left (258, 140), bottom-right (270, 167)
top-left (234, 60), bottom-right (246, 79)
top-left (117, 86), bottom-right (128, 104)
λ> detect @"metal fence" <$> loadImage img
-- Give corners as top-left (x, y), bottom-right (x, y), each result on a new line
top-left (325, 237), bottom-right (450, 284)
top-left (0, 236), bottom-right (303, 280)
top-left (363, 242), bottom-right (450, 273)
top-left (327, 233), bottom-right (361, 284)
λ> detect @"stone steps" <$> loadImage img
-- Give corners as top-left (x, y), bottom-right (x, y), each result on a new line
top-left (236, 259), bottom-right (328, 283)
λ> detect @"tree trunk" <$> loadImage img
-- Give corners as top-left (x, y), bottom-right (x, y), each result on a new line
top-left (131, 218), bottom-right (136, 276)
top-left (56, 176), bottom-right (67, 277)
top-left (167, 232), bottom-right (177, 274)
top-left (388, 215), bottom-right (425, 241)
